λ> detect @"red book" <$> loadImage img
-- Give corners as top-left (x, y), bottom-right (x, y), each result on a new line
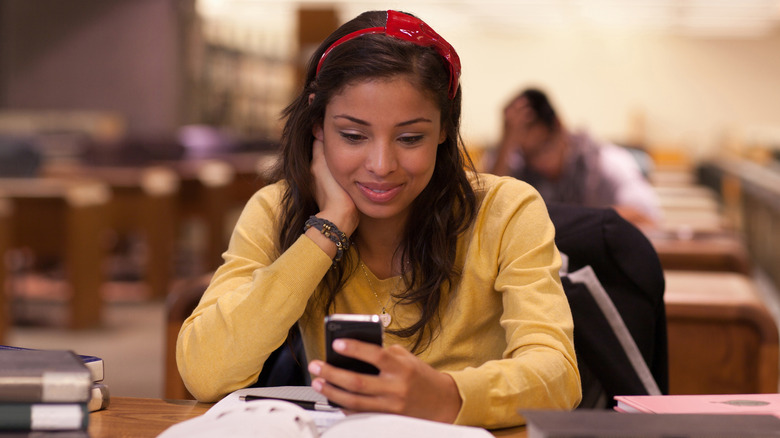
top-left (615, 393), bottom-right (780, 417)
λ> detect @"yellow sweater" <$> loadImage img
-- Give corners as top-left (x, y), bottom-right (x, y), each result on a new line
top-left (176, 173), bottom-right (581, 429)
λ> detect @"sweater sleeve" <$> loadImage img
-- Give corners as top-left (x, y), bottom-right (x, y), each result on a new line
top-left (444, 176), bottom-right (582, 428)
top-left (176, 183), bottom-right (331, 402)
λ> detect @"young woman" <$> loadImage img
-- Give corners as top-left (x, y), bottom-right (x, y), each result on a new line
top-left (176, 10), bottom-right (581, 429)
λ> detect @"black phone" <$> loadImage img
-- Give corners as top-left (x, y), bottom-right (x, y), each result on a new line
top-left (325, 314), bottom-right (383, 375)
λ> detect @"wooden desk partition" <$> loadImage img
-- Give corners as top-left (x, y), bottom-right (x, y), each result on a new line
top-left (710, 158), bottom-right (780, 291)
top-left (0, 195), bottom-right (12, 341)
top-left (45, 164), bottom-right (181, 299)
top-left (647, 231), bottom-right (752, 275)
top-left (106, 166), bottom-right (179, 299)
top-left (1, 177), bottom-right (111, 329)
top-left (665, 271), bottom-right (779, 395)
top-left (216, 151), bottom-right (276, 206)
top-left (171, 154), bottom-right (273, 274)
top-left (172, 159), bottom-right (235, 273)
top-left (164, 273), bottom-right (212, 400)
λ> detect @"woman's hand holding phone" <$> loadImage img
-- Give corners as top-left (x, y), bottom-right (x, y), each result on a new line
top-left (309, 315), bottom-right (462, 424)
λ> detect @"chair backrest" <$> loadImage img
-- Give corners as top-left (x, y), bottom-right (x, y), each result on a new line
top-left (547, 203), bottom-right (668, 408)
top-left (0, 136), bottom-right (41, 177)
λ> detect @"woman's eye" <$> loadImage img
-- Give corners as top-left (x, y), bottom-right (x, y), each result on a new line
top-left (339, 132), bottom-right (365, 143)
top-left (399, 135), bottom-right (424, 145)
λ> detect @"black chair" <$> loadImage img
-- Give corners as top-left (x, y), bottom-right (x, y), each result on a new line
top-left (548, 203), bottom-right (668, 408)
top-left (0, 136), bottom-right (41, 177)
top-left (248, 325), bottom-right (308, 388)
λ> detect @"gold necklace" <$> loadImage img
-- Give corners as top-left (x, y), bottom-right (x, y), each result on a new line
top-left (359, 262), bottom-right (397, 327)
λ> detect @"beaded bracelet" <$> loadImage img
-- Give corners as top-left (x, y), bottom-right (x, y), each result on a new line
top-left (303, 215), bottom-right (351, 266)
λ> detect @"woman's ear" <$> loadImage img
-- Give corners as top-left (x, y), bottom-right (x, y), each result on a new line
top-left (438, 128), bottom-right (447, 145)
top-left (308, 93), bottom-right (315, 105)
top-left (313, 124), bottom-right (324, 141)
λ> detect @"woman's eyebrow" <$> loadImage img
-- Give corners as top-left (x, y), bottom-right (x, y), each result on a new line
top-left (333, 114), bottom-right (433, 127)
top-left (397, 117), bottom-right (433, 127)
top-left (334, 114), bottom-right (369, 125)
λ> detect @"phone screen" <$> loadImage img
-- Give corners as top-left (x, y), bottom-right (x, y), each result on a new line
top-left (325, 314), bottom-right (383, 375)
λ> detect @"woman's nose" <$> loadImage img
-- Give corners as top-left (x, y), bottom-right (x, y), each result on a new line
top-left (365, 141), bottom-right (397, 176)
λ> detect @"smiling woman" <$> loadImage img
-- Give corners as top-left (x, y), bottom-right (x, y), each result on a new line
top-left (314, 76), bottom-right (442, 228)
top-left (176, 10), bottom-right (581, 430)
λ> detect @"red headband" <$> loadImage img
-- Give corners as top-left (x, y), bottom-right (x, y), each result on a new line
top-left (316, 10), bottom-right (461, 99)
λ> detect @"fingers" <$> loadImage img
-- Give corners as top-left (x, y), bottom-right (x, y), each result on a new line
top-left (308, 339), bottom-right (401, 411)
top-left (505, 98), bottom-right (532, 124)
top-left (333, 338), bottom-right (385, 366)
top-left (308, 342), bottom-right (461, 422)
top-left (312, 338), bottom-right (387, 389)
top-left (309, 360), bottom-right (386, 412)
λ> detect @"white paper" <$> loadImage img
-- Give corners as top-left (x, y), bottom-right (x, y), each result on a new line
top-left (158, 386), bottom-right (492, 438)
top-left (206, 387), bottom-right (345, 432)
top-left (30, 404), bottom-right (83, 430)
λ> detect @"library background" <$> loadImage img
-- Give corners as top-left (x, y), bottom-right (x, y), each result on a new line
top-left (1, 0), bottom-right (780, 408)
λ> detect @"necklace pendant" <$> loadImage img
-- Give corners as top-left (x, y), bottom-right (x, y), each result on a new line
top-left (379, 312), bottom-right (391, 327)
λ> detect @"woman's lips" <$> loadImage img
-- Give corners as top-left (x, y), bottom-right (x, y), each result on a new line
top-left (357, 182), bottom-right (403, 203)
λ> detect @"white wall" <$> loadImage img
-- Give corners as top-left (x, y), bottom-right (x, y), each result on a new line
top-left (451, 27), bottom-right (780, 159)
top-left (198, 1), bottom-right (780, 161)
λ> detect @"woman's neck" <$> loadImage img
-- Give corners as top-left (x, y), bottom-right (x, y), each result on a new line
top-left (354, 215), bottom-right (407, 280)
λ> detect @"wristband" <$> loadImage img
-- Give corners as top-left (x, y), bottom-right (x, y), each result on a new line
top-left (304, 216), bottom-right (351, 267)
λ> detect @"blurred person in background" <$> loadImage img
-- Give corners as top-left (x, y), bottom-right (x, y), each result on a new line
top-left (490, 88), bottom-right (661, 227)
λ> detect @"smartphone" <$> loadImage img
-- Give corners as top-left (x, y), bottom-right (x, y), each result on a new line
top-left (325, 314), bottom-right (383, 375)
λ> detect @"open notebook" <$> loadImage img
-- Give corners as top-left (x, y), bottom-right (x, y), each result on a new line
top-left (157, 386), bottom-right (491, 438)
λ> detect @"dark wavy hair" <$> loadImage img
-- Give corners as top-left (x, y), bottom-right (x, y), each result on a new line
top-left (270, 10), bottom-right (477, 352)
top-left (519, 88), bottom-right (558, 129)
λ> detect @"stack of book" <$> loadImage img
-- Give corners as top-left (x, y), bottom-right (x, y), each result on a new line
top-left (0, 346), bottom-right (107, 435)
top-left (77, 352), bottom-right (110, 414)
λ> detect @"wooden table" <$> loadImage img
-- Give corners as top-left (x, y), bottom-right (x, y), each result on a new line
top-left (664, 270), bottom-right (779, 395)
top-left (89, 397), bottom-right (208, 437)
top-left (89, 397), bottom-right (527, 437)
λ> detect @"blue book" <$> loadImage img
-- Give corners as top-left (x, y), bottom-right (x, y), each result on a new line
top-left (0, 345), bottom-right (103, 382)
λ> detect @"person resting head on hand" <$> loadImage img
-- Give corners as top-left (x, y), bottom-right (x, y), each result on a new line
top-left (176, 10), bottom-right (581, 430)
top-left (491, 88), bottom-right (662, 228)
